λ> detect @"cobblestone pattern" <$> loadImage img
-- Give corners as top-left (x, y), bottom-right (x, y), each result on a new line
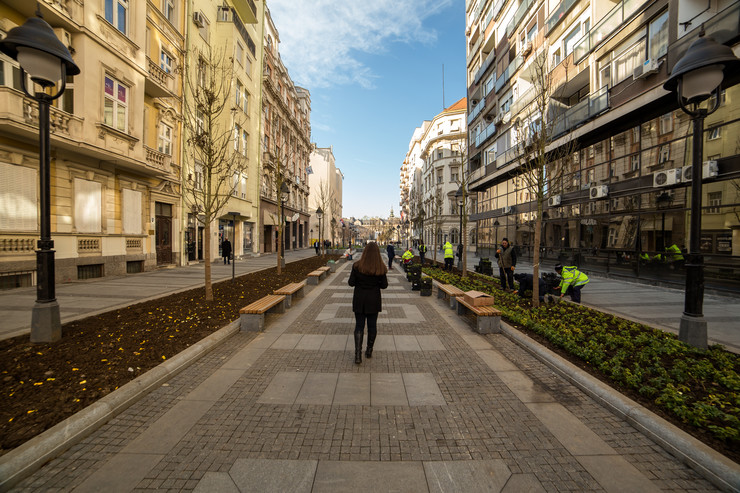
top-left (13, 267), bottom-right (719, 492)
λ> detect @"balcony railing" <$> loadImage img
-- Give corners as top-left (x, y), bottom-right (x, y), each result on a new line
top-left (506, 0), bottom-right (538, 39)
top-left (573, 0), bottom-right (650, 64)
top-left (551, 86), bottom-right (609, 138)
top-left (495, 55), bottom-right (522, 93)
top-left (475, 122), bottom-right (497, 148)
top-left (546, 0), bottom-right (580, 34)
top-left (510, 86), bottom-right (535, 117)
top-left (473, 50), bottom-right (496, 84)
top-left (467, 96), bottom-right (486, 125)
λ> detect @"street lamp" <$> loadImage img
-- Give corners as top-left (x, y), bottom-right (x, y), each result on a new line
top-left (455, 186), bottom-right (464, 246)
top-left (403, 219), bottom-right (409, 248)
top-left (279, 182), bottom-right (289, 269)
top-left (316, 207), bottom-right (324, 256)
top-left (342, 223), bottom-right (346, 247)
top-left (0, 11), bottom-right (80, 343)
top-left (494, 219), bottom-right (500, 249)
top-left (419, 209), bottom-right (426, 245)
top-left (663, 34), bottom-right (740, 349)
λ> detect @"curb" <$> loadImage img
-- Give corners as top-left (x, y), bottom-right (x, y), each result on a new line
top-left (499, 322), bottom-right (740, 493)
top-left (0, 320), bottom-right (240, 492)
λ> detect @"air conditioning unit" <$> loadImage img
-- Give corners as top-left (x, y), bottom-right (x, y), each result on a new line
top-left (653, 168), bottom-right (681, 187)
top-left (633, 59), bottom-right (660, 80)
top-left (53, 28), bottom-right (73, 52)
top-left (547, 195), bottom-right (561, 207)
top-left (682, 161), bottom-right (719, 181)
top-left (502, 206), bottom-right (513, 214)
top-left (521, 41), bottom-right (533, 56)
top-left (193, 11), bottom-right (205, 28)
top-left (494, 113), bottom-right (503, 124)
top-left (590, 185), bottom-right (608, 199)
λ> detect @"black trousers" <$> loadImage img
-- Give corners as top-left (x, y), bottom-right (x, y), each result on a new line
top-left (354, 312), bottom-right (378, 340)
top-left (499, 267), bottom-right (514, 290)
top-left (444, 258), bottom-right (453, 270)
top-left (565, 285), bottom-right (583, 303)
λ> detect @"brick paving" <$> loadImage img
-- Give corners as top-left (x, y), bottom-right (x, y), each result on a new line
top-left (11, 261), bottom-right (718, 492)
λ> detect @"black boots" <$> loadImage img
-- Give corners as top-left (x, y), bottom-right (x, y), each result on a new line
top-left (354, 331), bottom-right (363, 364)
top-left (365, 333), bottom-right (376, 358)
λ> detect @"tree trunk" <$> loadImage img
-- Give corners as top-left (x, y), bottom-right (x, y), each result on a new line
top-left (204, 221), bottom-right (213, 301)
top-left (532, 207), bottom-right (542, 308)
top-left (277, 223), bottom-right (282, 275)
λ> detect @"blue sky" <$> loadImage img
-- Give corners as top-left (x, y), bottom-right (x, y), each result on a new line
top-left (268, 1), bottom-right (467, 219)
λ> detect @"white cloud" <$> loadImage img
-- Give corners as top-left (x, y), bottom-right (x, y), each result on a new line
top-left (267, 0), bottom-right (453, 89)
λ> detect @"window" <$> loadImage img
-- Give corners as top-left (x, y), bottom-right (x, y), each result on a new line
top-left (613, 36), bottom-right (646, 83)
top-left (235, 42), bottom-right (244, 66)
top-left (74, 178), bottom-right (102, 233)
top-left (158, 123), bottom-right (172, 155)
top-left (648, 11), bottom-right (668, 60)
top-left (241, 130), bottom-right (248, 156)
top-left (164, 0), bottom-right (175, 23)
top-left (563, 24), bottom-right (581, 57)
top-left (104, 75), bottom-right (128, 132)
top-left (707, 192), bottom-right (722, 214)
top-left (437, 149), bottom-right (443, 159)
top-left (194, 164), bottom-right (203, 190)
top-left (234, 124), bottom-right (240, 151)
top-left (658, 144), bottom-right (670, 163)
top-left (707, 126), bottom-right (721, 141)
top-left (0, 163), bottom-right (37, 231)
top-left (56, 75), bottom-right (74, 113)
top-left (631, 154), bottom-right (640, 171)
top-left (451, 168), bottom-right (459, 183)
top-left (436, 170), bottom-right (443, 184)
top-left (244, 55), bottom-right (252, 77)
top-left (242, 88), bottom-right (249, 112)
top-left (659, 113), bottom-right (672, 134)
top-left (195, 109), bottom-right (204, 136)
top-left (196, 58), bottom-right (207, 87)
top-left (218, 6), bottom-right (231, 21)
top-left (122, 189), bottom-right (142, 234)
top-left (552, 48), bottom-right (561, 66)
top-left (105, 0), bottom-right (128, 34)
top-left (709, 89), bottom-right (727, 107)
top-left (160, 49), bottom-right (173, 74)
top-left (235, 80), bottom-right (243, 108)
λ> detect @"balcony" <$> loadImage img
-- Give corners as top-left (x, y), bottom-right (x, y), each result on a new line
top-left (144, 146), bottom-right (173, 175)
top-left (467, 97), bottom-right (486, 125)
top-left (506, 0), bottom-right (538, 39)
top-left (573, 0), bottom-right (650, 64)
top-left (232, 0), bottom-right (258, 24)
top-left (551, 86), bottom-right (609, 138)
top-left (473, 50), bottom-right (497, 85)
top-left (546, 0), bottom-right (581, 34)
top-left (495, 55), bottom-right (522, 93)
top-left (145, 57), bottom-right (176, 98)
top-left (475, 122), bottom-right (497, 148)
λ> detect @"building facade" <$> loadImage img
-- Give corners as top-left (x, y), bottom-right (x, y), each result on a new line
top-left (308, 145), bottom-right (343, 247)
top-left (1, 0), bottom-right (185, 288)
top-left (466, 0), bottom-right (740, 293)
top-left (259, 7), bottom-right (311, 255)
top-left (408, 98), bottom-right (470, 255)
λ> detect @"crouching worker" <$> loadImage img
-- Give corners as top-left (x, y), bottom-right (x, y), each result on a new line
top-left (554, 264), bottom-right (589, 303)
top-left (513, 272), bottom-right (546, 302)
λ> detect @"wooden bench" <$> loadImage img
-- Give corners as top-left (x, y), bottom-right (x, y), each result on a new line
top-left (437, 283), bottom-right (466, 309)
top-left (456, 297), bottom-right (502, 334)
top-left (239, 294), bottom-right (286, 332)
top-left (274, 281), bottom-right (306, 308)
top-left (318, 266), bottom-right (331, 274)
top-left (306, 269), bottom-right (327, 285)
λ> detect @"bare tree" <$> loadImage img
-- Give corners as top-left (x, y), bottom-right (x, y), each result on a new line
top-left (183, 46), bottom-right (247, 301)
top-left (313, 180), bottom-right (332, 255)
top-left (430, 186), bottom-right (444, 263)
top-left (512, 48), bottom-right (577, 306)
top-left (264, 142), bottom-right (294, 274)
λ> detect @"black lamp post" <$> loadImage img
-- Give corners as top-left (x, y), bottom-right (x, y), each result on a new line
top-left (494, 219), bottom-right (500, 248)
top-left (316, 207), bottom-right (323, 256)
top-left (419, 209), bottom-right (426, 245)
top-left (279, 182), bottom-right (289, 270)
top-left (0, 11), bottom-right (80, 343)
top-left (342, 223), bottom-right (346, 247)
top-left (455, 186), bottom-right (464, 246)
top-left (664, 34), bottom-right (740, 349)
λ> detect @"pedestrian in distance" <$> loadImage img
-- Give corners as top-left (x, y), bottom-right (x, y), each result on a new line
top-left (554, 263), bottom-right (589, 303)
top-left (418, 240), bottom-right (427, 266)
top-left (221, 238), bottom-right (232, 265)
top-left (314, 240), bottom-right (320, 255)
top-left (456, 243), bottom-right (463, 269)
top-left (386, 243), bottom-right (395, 270)
top-left (443, 241), bottom-right (454, 270)
top-left (495, 238), bottom-right (516, 291)
top-left (348, 242), bottom-right (388, 364)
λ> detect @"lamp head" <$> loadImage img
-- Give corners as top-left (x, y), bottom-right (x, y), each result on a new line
top-left (664, 36), bottom-right (740, 104)
top-left (316, 207), bottom-right (323, 219)
top-left (0, 15), bottom-right (80, 88)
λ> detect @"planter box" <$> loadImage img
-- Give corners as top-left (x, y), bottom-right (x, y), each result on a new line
top-left (463, 290), bottom-right (494, 306)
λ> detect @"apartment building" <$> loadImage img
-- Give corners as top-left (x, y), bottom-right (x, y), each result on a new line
top-left (259, 7), bottom-right (312, 254)
top-left (405, 98), bottom-right (469, 253)
top-left (184, 0), bottom-right (264, 263)
top-left (0, 0), bottom-right (185, 287)
top-left (466, 0), bottom-right (740, 292)
top-left (308, 145), bottom-right (343, 247)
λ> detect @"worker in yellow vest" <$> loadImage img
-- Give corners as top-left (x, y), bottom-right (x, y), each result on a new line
top-left (554, 264), bottom-right (589, 303)
top-left (401, 248), bottom-right (414, 269)
top-left (443, 241), bottom-right (454, 271)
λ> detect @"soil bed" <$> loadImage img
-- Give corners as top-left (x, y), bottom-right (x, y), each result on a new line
top-left (0, 255), bottom-right (338, 455)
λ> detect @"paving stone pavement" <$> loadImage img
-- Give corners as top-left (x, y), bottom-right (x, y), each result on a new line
top-left (11, 260), bottom-right (719, 492)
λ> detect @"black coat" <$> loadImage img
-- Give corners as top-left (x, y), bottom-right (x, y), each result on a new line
top-left (348, 266), bottom-right (388, 314)
top-left (386, 245), bottom-right (395, 259)
top-left (514, 273), bottom-right (545, 301)
top-left (221, 240), bottom-right (232, 257)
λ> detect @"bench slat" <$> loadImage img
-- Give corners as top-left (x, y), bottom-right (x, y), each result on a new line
top-left (307, 270), bottom-right (323, 277)
top-left (274, 281), bottom-right (306, 295)
top-left (457, 297), bottom-right (501, 316)
top-left (240, 294), bottom-right (286, 314)
top-left (439, 284), bottom-right (465, 297)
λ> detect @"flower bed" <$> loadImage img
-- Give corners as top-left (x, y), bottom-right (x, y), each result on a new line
top-left (424, 267), bottom-right (740, 460)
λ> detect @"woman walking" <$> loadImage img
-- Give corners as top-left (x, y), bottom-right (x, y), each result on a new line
top-left (348, 242), bottom-right (388, 364)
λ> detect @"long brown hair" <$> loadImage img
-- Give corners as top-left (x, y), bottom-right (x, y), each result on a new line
top-left (354, 242), bottom-right (387, 276)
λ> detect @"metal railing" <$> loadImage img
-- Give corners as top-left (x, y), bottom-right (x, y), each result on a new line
top-left (573, 0), bottom-right (650, 64)
top-left (551, 86), bottom-right (609, 137)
